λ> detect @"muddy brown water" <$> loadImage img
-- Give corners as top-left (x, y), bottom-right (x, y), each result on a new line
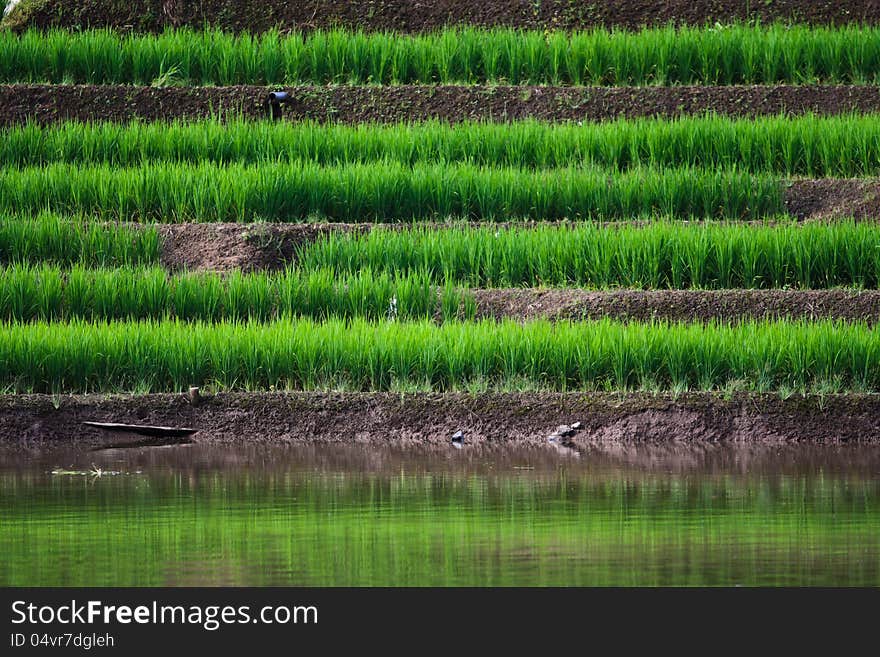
top-left (2, 443), bottom-right (879, 586)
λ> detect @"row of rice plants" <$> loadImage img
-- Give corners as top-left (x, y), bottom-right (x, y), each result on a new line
top-left (6, 115), bottom-right (880, 177)
top-left (0, 214), bottom-right (159, 266)
top-left (5, 25), bottom-right (880, 85)
top-left (1, 318), bottom-right (877, 393)
top-left (298, 221), bottom-right (880, 289)
top-left (0, 265), bottom-right (474, 322)
top-left (7, 217), bottom-right (880, 290)
top-left (0, 163), bottom-right (780, 221)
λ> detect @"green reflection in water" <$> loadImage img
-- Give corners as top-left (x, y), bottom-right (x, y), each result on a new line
top-left (1, 469), bottom-right (878, 587)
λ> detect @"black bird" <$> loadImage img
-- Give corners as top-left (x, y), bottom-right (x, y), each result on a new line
top-left (451, 430), bottom-right (464, 448)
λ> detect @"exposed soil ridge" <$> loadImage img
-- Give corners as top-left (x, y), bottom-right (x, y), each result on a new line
top-left (4, 392), bottom-right (880, 450)
top-left (9, 1), bottom-right (880, 33)
top-left (4, 84), bottom-right (880, 126)
top-left (472, 289), bottom-right (880, 324)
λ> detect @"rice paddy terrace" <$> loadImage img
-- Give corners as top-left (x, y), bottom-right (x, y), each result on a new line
top-left (4, 2), bottom-right (880, 448)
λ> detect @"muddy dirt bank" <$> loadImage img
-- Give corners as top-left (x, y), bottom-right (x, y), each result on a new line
top-left (158, 222), bottom-right (369, 272)
top-left (3, 392), bottom-right (880, 450)
top-left (784, 179), bottom-right (880, 220)
top-left (473, 289), bottom-right (880, 324)
top-left (4, 84), bottom-right (880, 126)
top-left (9, 1), bottom-right (880, 33)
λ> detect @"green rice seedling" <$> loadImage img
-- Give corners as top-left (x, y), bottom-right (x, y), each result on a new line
top-left (1, 318), bottom-right (878, 393)
top-left (135, 267), bottom-right (172, 319)
top-left (0, 162), bottom-right (781, 222)
top-left (279, 268), bottom-right (331, 320)
top-left (0, 213), bottom-right (160, 266)
top-left (33, 266), bottom-right (63, 321)
top-left (63, 268), bottom-right (91, 318)
top-left (0, 264), bottom-right (41, 321)
top-left (225, 270), bottom-right (273, 321)
top-left (90, 267), bottom-right (142, 320)
top-left (297, 221), bottom-right (880, 290)
top-left (439, 280), bottom-right (462, 321)
top-left (6, 115), bottom-right (880, 176)
top-left (4, 25), bottom-right (880, 85)
top-left (171, 272), bottom-right (224, 322)
top-left (0, 266), bottom-right (454, 322)
top-left (394, 271), bottom-right (442, 320)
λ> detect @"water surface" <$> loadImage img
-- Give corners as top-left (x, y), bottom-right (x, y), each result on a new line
top-left (1, 444), bottom-right (879, 586)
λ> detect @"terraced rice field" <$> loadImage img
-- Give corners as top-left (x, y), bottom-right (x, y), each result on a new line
top-left (2, 2), bottom-right (880, 446)
top-left (5, 2), bottom-right (880, 590)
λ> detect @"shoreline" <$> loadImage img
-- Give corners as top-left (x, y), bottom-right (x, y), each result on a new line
top-left (4, 391), bottom-right (880, 450)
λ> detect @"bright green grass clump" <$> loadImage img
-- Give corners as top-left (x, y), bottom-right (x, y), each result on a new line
top-left (6, 114), bottom-right (880, 177)
top-left (0, 214), bottom-right (159, 266)
top-left (299, 222), bottom-right (880, 289)
top-left (0, 318), bottom-right (877, 393)
top-left (0, 265), bottom-right (473, 322)
top-left (0, 163), bottom-right (779, 222)
top-left (3, 25), bottom-right (880, 85)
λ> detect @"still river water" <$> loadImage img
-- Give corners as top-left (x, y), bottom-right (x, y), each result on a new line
top-left (2, 444), bottom-right (879, 586)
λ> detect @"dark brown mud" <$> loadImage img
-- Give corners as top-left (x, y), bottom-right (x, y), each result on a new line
top-left (4, 84), bottom-right (880, 126)
top-left (3, 392), bottom-right (880, 451)
top-left (9, 1), bottom-right (880, 33)
top-left (157, 222), bottom-right (370, 273)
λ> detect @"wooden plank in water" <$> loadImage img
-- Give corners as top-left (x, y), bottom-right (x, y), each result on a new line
top-left (83, 422), bottom-right (197, 438)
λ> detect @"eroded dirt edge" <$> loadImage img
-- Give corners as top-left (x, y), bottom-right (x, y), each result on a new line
top-left (4, 392), bottom-right (880, 451)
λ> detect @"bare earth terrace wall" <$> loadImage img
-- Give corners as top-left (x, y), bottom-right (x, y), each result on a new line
top-left (4, 392), bottom-right (880, 449)
top-left (8, 1), bottom-right (880, 33)
top-left (4, 84), bottom-right (880, 126)
top-left (471, 289), bottom-right (880, 324)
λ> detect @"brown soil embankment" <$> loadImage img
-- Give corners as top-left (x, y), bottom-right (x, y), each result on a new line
top-left (4, 84), bottom-right (880, 126)
top-left (4, 392), bottom-right (880, 450)
top-left (472, 289), bottom-right (880, 324)
top-left (9, 1), bottom-right (880, 33)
